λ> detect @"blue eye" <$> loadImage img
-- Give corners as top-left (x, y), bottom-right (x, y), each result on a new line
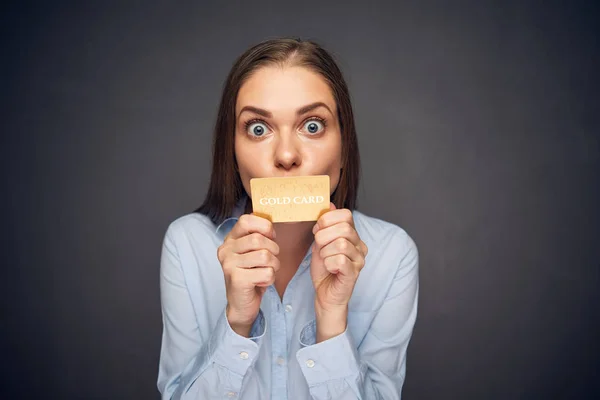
top-left (304, 119), bottom-right (324, 134)
top-left (247, 121), bottom-right (269, 137)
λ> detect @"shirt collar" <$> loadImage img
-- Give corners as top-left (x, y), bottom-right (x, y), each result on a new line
top-left (215, 195), bottom-right (248, 237)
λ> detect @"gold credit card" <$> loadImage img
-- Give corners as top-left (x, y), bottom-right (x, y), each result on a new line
top-left (250, 175), bottom-right (331, 222)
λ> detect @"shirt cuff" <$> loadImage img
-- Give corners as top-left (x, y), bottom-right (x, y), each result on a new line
top-left (295, 319), bottom-right (361, 385)
top-left (208, 309), bottom-right (266, 377)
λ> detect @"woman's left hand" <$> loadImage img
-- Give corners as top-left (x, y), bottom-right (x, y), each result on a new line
top-left (310, 203), bottom-right (368, 341)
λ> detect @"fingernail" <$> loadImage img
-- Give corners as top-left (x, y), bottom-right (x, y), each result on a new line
top-left (312, 224), bottom-right (319, 234)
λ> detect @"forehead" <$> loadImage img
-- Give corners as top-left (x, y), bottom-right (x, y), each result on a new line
top-left (236, 66), bottom-right (336, 114)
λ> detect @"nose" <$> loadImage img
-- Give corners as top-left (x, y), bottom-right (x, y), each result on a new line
top-left (274, 131), bottom-right (302, 170)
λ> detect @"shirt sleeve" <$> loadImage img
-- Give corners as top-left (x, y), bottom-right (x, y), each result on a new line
top-left (295, 231), bottom-right (419, 399)
top-left (157, 224), bottom-right (267, 399)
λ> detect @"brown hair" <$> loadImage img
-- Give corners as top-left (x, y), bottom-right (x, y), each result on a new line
top-left (196, 38), bottom-right (361, 225)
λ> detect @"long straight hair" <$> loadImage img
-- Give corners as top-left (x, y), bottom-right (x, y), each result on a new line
top-left (196, 38), bottom-right (361, 225)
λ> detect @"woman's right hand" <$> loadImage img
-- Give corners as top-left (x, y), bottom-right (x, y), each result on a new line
top-left (217, 214), bottom-right (280, 337)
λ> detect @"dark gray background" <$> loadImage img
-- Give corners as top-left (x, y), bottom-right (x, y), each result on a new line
top-left (2, 1), bottom-right (599, 399)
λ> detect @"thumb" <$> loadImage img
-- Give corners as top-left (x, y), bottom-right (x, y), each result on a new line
top-left (313, 201), bottom-right (337, 236)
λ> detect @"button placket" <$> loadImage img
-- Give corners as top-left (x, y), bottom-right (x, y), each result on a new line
top-left (268, 283), bottom-right (288, 396)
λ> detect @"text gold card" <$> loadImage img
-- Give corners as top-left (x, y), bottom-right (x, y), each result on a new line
top-left (250, 175), bottom-right (330, 223)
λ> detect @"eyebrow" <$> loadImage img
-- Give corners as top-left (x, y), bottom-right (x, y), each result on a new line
top-left (237, 102), bottom-right (334, 119)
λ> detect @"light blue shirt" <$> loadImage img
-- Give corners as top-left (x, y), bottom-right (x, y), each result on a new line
top-left (157, 196), bottom-right (419, 399)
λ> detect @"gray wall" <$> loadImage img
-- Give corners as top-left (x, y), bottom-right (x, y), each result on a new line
top-left (2, 1), bottom-right (598, 398)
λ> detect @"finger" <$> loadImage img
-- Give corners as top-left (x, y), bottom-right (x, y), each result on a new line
top-left (233, 232), bottom-right (280, 256)
top-left (323, 254), bottom-right (357, 278)
top-left (249, 267), bottom-right (275, 286)
top-left (257, 286), bottom-right (268, 295)
top-left (319, 237), bottom-right (363, 263)
top-left (314, 222), bottom-right (361, 251)
top-left (227, 214), bottom-right (275, 241)
top-left (313, 207), bottom-right (353, 233)
top-left (231, 266), bottom-right (276, 288)
top-left (235, 249), bottom-right (280, 272)
top-left (314, 226), bottom-right (368, 260)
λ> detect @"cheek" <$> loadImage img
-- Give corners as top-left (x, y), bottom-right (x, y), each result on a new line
top-left (328, 134), bottom-right (343, 169)
top-left (234, 148), bottom-right (252, 196)
top-left (237, 149), bottom-right (266, 174)
top-left (235, 135), bottom-right (253, 170)
top-left (319, 137), bottom-right (342, 192)
top-left (234, 136), bottom-right (268, 185)
top-left (234, 137), bottom-right (251, 176)
top-left (329, 165), bottom-right (342, 194)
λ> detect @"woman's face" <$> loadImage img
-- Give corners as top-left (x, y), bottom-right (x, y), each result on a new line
top-left (234, 65), bottom-right (342, 199)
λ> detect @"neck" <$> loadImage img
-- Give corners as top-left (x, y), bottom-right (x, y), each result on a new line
top-left (273, 221), bottom-right (314, 261)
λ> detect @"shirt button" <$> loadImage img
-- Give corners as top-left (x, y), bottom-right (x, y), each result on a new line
top-left (285, 304), bottom-right (293, 313)
top-left (276, 357), bottom-right (285, 365)
top-left (227, 391), bottom-right (237, 398)
top-left (239, 351), bottom-right (249, 360)
top-left (306, 359), bottom-right (315, 368)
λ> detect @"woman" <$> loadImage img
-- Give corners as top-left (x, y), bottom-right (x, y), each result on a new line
top-left (158, 38), bottom-right (419, 399)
